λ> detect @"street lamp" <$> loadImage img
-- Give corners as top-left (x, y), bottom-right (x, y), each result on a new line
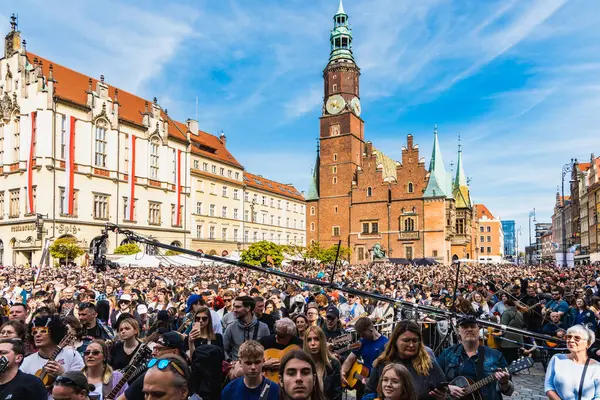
top-left (561, 160), bottom-right (574, 268)
top-left (516, 226), bottom-right (522, 266)
top-left (528, 209), bottom-right (536, 263)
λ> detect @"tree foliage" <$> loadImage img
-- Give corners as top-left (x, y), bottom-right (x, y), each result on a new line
top-left (49, 237), bottom-right (84, 262)
top-left (165, 250), bottom-right (181, 256)
top-left (113, 243), bottom-right (141, 255)
top-left (318, 244), bottom-right (351, 264)
top-left (241, 241), bottom-right (284, 266)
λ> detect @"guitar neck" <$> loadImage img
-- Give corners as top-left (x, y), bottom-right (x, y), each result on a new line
top-left (464, 370), bottom-right (502, 395)
top-left (107, 365), bottom-right (142, 399)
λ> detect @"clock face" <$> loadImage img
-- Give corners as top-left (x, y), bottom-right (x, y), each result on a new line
top-left (326, 95), bottom-right (346, 115)
top-left (351, 97), bottom-right (361, 117)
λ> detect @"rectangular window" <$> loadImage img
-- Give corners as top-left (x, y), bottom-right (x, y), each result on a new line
top-left (245, 210), bottom-right (249, 221)
top-left (235, 172), bottom-right (240, 180)
top-left (194, 160), bottom-right (199, 169)
top-left (262, 232), bottom-right (266, 241)
top-left (244, 230), bottom-right (249, 243)
top-left (362, 223), bottom-right (369, 234)
top-left (270, 198), bottom-right (274, 207)
top-left (203, 162), bottom-right (208, 171)
top-left (432, 250), bottom-right (438, 257)
top-left (94, 126), bottom-right (107, 167)
top-left (278, 200), bottom-right (282, 209)
top-left (123, 197), bottom-right (136, 221)
top-left (171, 204), bottom-right (182, 226)
top-left (278, 216), bottom-right (281, 226)
top-left (149, 202), bottom-right (161, 225)
top-left (210, 183), bottom-right (216, 194)
top-left (271, 215), bottom-right (274, 225)
top-left (286, 218), bottom-right (290, 228)
top-left (220, 167), bottom-right (224, 176)
top-left (333, 153), bottom-right (337, 161)
top-left (233, 208), bottom-right (239, 220)
top-left (212, 165), bottom-right (216, 174)
top-left (480, 226), bottom-right (484, 232)
top-left (253, 231), bottom-right (258, 242)
top-left (406, 246), bottom-right (413, 260)
top-left (209, 204), bottom-right (215, 216)
top-left (209, 226), bottom-right (215, 240)
top-left (233, 189), bottom-right (239, 200)
top-left (60, 115), bottom-right (66, 159)
top-left (228, 170), bottom-right (232, 177)
top-left (253, 211), bottom-right (258, 222)
top-left (262, 196), bottom-right (266, 205)
top-left (222, 206), bottom-right (227, 218)
top-left (196, 224), bottom-right (203, 239)
top-left (334, 206), bottom-right (338, 214)
top-left (487, 226), bottom-right (491, 233)
top-left (480, 236), bottom-right (484, 242)
top-left (222, 228), bottom-right (227, 241)
top-left (357, 247), bottom-right (365, 261)
top-left (245, 192), bottom-right (249, 202)
top-left (332, 226), bottom-right (340, 237)
top-left (332, 166), bottom-right (337, 174)
top-left (233, 229), bottom-right (238, 242)
top-left (222, 186), bottom-right (228, 197)
top-left (487, 247), bottom-right (492, 253)
top-left (93, 194), bottom-right (109, 220)
top-left (371, 222), bottom-right (379, 234)
top-left (487, 236), bottom-right (491, 242)
top-left (149, 142), bottom-right (159, 179)
top-left (9, 190), bottom-right (19, 218)
top-left (196, 202), bottom-right (202, 215)
top-left (333, 177), bottom-right (337, 184)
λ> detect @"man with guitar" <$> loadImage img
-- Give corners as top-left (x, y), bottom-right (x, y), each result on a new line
top-left (20, 316), bottom-right (84, 397)
top-left (259, 318), bottom-right (303, 376)
top-left (341, 317), bottom-right (388, 399)
top-left (437, 316), bottom-right (514, 400)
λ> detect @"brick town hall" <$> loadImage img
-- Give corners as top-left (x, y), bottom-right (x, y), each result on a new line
top-left (306, 1), bottom-right (479, 264)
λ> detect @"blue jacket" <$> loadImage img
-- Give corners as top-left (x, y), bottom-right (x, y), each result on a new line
top-left (567, 307), bottom-right (596, 328)
top-left (437, 344), bottom-right (513, 400)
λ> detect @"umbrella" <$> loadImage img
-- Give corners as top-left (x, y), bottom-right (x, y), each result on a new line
top-left (414, 258), bottom-right (439, 266)
top-left (389, 258), bottom-right (415, 265)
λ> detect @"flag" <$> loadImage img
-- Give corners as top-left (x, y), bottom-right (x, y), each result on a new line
top-left (128, 134), bottom-right (137, 221)
top-left (26, 111), bottom-right (37, 214)
top-left (176, 149), bottom-right (182, 226)
top-left (64, 116), bottom-right (76, 215)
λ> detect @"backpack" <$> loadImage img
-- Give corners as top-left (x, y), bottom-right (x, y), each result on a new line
top-left (191, 344), bottom-right (224, 400)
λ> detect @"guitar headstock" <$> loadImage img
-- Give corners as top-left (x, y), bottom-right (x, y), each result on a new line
top-left (508, 356), bottom-right (534, 374)
top-left (329, 334), bottom-right (352, 346)
top-left (132, 344), bottom-right (153, 365)
top-left (58, 332), bottom-right (77, 349)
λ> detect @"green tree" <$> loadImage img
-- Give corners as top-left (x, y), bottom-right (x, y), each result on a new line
top-left (319, 244), bottom-right (351, 264)
top-left (165, 250), bottom-right (181, 256)
top-left (241, 241), bottom-right (284, 266)
top-left (113, 243), bottom-right (141, 255)
top-left (49, 237), bottom-right (84, 265)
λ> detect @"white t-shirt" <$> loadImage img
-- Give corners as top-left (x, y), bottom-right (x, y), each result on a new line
top-left (20, 346), bottom-right (85, 399)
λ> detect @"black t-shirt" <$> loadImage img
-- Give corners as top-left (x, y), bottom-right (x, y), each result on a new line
top-left (0, 370), bottom-right (48, 400)
top-left (258, 314), bottom-right (277, 334)
top-left (124, 371), bottom-right (145, 400)
top-left (110, 341), bottom-right (141, 371)
top-left (259, 334), bottom-right (303, 350)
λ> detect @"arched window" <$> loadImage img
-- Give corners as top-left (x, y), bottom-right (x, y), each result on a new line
top-left (94, 121), bottom-right (108, 167)
top-left (310, 206), bottom-right (315, 216)
top-left (310, 222), bottom-right (315, 232)
top-left (408, 182), bottom-right (414, 193)
top-left (149, 138), bottom-right (160, 179)
top-left (367, 187), bottom-right (372, 197)
top-left (404, 218), bottom-right (415, 232)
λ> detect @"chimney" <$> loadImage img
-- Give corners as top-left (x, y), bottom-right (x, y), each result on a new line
top-left (364, 141), bottom-right (373, 157)
top-left (219, 130), bottom-right (227, 147)
top-left (186, 119), bottom-right (199, 136)
top-left (407, 134), bottom-right (414, 149)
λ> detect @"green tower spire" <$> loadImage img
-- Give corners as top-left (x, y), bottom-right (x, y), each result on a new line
top-left (329, 0), bottom-right (354, 62)
top-left (306, 141), bottom-right (320, 201)
top-left (424, 125), bottom-right (450, 198)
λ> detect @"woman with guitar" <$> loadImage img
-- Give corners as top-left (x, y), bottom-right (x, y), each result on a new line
top-left (365, 320), bottom-right (447, 400)
top-left (82, 339), bottom-right (128, 398)
top-left (304, 326), bottom-right (342, 400)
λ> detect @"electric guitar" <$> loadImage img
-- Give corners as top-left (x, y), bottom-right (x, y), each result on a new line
top-left (35, 333), bottom-right (76, 388)
top-left (263, 344), bottom-right (301, 382)
top-left (106, 344), bottom-right (152, 400)
top-left (342, 361), bottom-right (369, 389)
top-left (449, 356), bottom-right (534, 400)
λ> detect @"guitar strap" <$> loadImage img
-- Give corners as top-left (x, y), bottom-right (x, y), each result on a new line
top-left (259, 381), bottom-right (271, 400)
top-left (476, 346), bottom-right (485, 382)
top-left (578, 358), bottom-right (591, 400)
top-left (253, 323), bottom-right (260, 340)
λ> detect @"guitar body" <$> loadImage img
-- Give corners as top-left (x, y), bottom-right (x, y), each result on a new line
top-left (449, 376), bottom-right (483, 400)
top-left (263, 344), bottom-right (300, 382)
top-left (34, 333), bottom-right (76, 389)
top-left (34, 368), bottom-right (53, 387)
top-left (342, 361), bottom-right (369, 389)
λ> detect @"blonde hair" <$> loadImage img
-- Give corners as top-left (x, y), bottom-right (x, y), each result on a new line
top-left (239, 340), bottom-right (264, 361)
top-left (303, 326), bottom-right (333, 371)
top-left (82, 339), bottom-right (114, 385)
top-left (374, 320), bottom-right (432, 376)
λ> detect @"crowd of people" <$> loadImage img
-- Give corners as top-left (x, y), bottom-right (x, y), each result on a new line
top-left (1, 258), bottom-right (600, 399)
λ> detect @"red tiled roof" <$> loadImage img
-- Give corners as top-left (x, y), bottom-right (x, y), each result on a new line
top-left (578, 162), bottom-right (591, 172)
top-left (28, 52), bottom-right (240, 167)
top-left (244, 172), bottom-right (304, 201)
top-left (475, 204), bottom-right (495, 220)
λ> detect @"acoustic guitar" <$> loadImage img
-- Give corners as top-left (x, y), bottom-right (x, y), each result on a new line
top-left (333, 342), bottom-right (361, 356)
top-left (448, 356), bottom-right (534, 400)
top-left (342, 361), bottom-right (369, 389)
top-left (106, 344), bottom-right (152, 399)
top-left (35, 332), bottom-right (76, 388)
top-left (263, 344), bottom-right (301, 382)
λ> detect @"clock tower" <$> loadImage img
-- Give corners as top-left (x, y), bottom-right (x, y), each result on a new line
top-left (314, 0), bottom-right (364, 246)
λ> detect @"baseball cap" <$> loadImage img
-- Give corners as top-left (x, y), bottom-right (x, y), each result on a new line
top-left (326, 306), bottom-right (340, 319)
top-left (136, 304), bottom-right (148, 315)
top-left (157, 332), bottom-right (185, 354)
top-left (186, 294), bottom-right (202, 313)
top-left (457, 315), bottom-right (479, 327)
top-left (119, 294), bottom-right (132, 302)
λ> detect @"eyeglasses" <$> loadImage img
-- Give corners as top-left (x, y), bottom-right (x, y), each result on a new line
top-left (119, 301), bottom-right (131, 305)
top-left (147, 358), bottom-right (185, 377)
top-left (83, 350), bottom-right (103, 357)
top-left (195, 316), bottom-right (209, 322)
top-left (399, 338), bottom-right (421, 344)
top-left (32, 327), bottom-right (49, 335)
top-left (55, 376), bottom-right (87, 391)
top-left (566, 335), bottom-right (584, 343)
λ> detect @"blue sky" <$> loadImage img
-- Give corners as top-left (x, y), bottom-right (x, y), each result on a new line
top-left (3, 0), bottom-right (600, 251)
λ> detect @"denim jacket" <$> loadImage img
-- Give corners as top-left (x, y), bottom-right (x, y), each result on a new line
top-left (437, 344), bottom-right (513, 400)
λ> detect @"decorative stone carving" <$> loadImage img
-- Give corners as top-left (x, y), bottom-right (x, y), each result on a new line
top-left (0, 92), bottom-right (19, 122)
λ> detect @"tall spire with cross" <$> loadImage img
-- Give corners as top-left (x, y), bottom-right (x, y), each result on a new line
top-left (424, 124), bottom-right (451, 198)
top-left (453, 134), bottom-right (472, 208)
top-left (306, 138), bottom-right (321, 201)
top-left (329, 0), bottom-right (354, 62)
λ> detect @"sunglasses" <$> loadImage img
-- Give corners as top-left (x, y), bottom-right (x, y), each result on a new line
top-left (224, 299), bottom-right (232, 302)
top-left (326, 316), bottom-right (337, 321)
top-left (83, 350), bottom-right (103, 357)
top-left (55, 375), bottom-right (87, 391)
top-left (195, 316), bottom-right (209, 322)
top-left (147, 358), bottom-right (185, 377)
top-left (566, 335), bottom-right (584, 343)
top-left (32, 327), bottom-right (49, 335)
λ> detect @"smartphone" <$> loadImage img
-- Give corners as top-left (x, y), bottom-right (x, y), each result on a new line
top-left (435, 382), bottom-right (449, 392)
top-left (192, 322), bottom-right (201, 330)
